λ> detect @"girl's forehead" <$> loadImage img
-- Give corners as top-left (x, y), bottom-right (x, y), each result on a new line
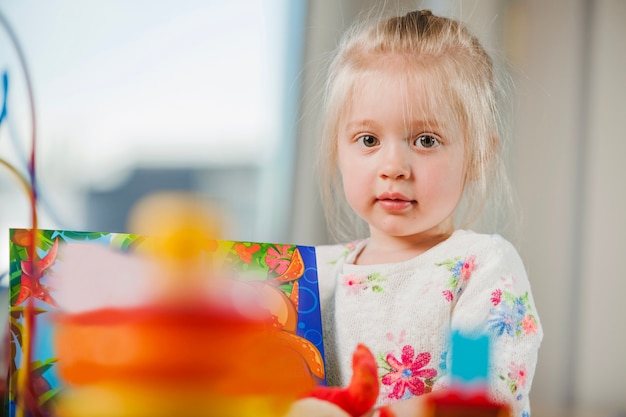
top-left (346, 66), bottom-right (456, 122)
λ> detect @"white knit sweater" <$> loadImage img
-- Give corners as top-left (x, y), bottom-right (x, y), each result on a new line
top-left (316, 230), bottom-right (543, 417)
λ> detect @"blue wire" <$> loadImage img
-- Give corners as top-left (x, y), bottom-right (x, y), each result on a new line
top-left (0, 70), bottom-right (7, 125)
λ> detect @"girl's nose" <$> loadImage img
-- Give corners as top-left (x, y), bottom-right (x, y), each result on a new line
top-left (378, 145), bottom-right (411, 179)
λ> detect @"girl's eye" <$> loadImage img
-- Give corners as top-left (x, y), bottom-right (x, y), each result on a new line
top-left (359, 135), bottom-right (379, 148)
top-left (414, 134), bottom-right (440, 149)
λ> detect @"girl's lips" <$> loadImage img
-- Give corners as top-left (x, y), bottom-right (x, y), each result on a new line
top-left (377, 199), bottom-right (413, 211)
top-left (376, 193), bottom-right (416, 211)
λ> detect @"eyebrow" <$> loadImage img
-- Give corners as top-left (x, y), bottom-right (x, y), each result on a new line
top-left (415, 120), bottom-right (445, 132)
top-left (343, 119), bottom-right (377, 131)
top-left (343, 119), bottom-right (444, 131)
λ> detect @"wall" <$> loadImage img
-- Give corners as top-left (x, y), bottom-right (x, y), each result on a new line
top-left (504, 0), bottom-right (588, 413)
top-left (576, 0), bottom-right (626, 412)
top-left (505, 0), bottom-right (626, 415)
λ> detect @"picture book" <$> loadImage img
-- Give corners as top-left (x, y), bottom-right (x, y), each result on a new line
top-left (7, 228), bottom-right (325, 417)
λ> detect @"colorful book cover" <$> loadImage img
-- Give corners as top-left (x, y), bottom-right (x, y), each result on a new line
top-left (7, 228), bottom-right (325, 416)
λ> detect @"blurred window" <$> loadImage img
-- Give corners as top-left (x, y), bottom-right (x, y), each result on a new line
top-left (0, 0), bottom-right (305, 243)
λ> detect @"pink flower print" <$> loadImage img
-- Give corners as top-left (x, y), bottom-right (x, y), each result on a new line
top-left (500, 362), bottom-right (527, 396)
top-left (522, 315), bottom-right (538, 334)
top-left (508, 362), bottom-right (527, 389)
top-left (342, 272), bottom-right (387, 294)
top-left (265, 245), bottom-right (293, 275)
top-left (442, 290), bottom-right (453, 302)
top-left (381, 346), bottom-right (437, 400)
top-left (491, 289), bottom-right (502, 306)
top-left (499, 274), bottom-right (516, 288)
top-left (459, 255), bottom-right (477, 281)
top-left (386, 330), bottom-right (407, 344)
top-left (331, 240), bottom-right (363, 265)
top-left (343, 274), bottom-right (367, 295)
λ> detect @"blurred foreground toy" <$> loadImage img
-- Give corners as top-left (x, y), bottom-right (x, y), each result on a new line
top-left (423, 331), bottom-right (511, 417)
top-left (51, 192), bottom-right (320, 417)
top-left (53, 300), bottom-right (314, 417)
top-left (285, 343), bottom-right (380, 417)
top-left (285, 332), bottom-right (511, 417)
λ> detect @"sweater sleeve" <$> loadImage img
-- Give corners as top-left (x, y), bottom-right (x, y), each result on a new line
top-left (449, 235), bottom-right (543, 417)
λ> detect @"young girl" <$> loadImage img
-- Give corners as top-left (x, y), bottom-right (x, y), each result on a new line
top-left (314, 9), bottom-right (542, 417)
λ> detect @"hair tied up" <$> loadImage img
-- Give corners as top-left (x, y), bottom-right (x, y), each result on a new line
top-left (405, 9), bottom-right (433, 20)
top-left (403, 9), bottom-right (433, 34)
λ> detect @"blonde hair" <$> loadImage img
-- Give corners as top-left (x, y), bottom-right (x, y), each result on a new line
top-left (318, 9), bottom-right (511, 242)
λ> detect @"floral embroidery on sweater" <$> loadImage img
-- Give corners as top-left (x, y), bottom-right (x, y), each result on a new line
top-left (378, 345), bottom-right (437, 400)
top-left (436, 255), bottom-right (478, 301)
top-left (499, 361), bottom-right (527, 401)
top-left (438, 350), bottom-right (448, 373)
top-left (488, 289), bottom-right (538, 337)
top-left (342, 272), bottom-right (387, 294)
top-left (329, 240), bottom-right (361, 265)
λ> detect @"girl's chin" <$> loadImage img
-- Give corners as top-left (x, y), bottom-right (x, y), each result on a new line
top-left (370, 223), bottom-right (454, 242)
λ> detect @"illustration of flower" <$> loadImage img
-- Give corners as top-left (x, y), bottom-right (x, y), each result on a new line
top-left (12, 235), bottom-right (59, 306)
top-left (380, 346), bottom-right (437, 400)
top-left (233, 242), bottom-right (260, 264)
top-left (265, 245), bottom-right (293, 275)
top-left (342, 272), bottom-right (387, 295)
top-left (487, 290), bottom-right (538, 338)
top-left (436, 255), bottom-right (478, 302)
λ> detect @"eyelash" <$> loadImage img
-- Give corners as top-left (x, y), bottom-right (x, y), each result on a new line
top-left (358, 135), bottom-right (379, 148)
top-left (414, 134), bottom-right (440, 149)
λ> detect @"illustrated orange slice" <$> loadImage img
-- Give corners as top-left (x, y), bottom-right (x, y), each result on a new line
top-left (272, 247), bottom-right (305, 285)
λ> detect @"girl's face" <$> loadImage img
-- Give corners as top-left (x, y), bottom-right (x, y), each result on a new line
top-left (337, 65), bottom-right (467, 250)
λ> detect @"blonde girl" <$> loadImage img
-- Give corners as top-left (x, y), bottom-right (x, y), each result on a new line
top-left (314, 9), bottom-right (542, 417)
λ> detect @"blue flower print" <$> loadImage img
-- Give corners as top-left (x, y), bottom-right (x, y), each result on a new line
top-left (488, 298), bottom-right (525, 337)
top-left (439, 351), bottom-right (448, 372)
top-left (488, 290), bottom-right (538, 338)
